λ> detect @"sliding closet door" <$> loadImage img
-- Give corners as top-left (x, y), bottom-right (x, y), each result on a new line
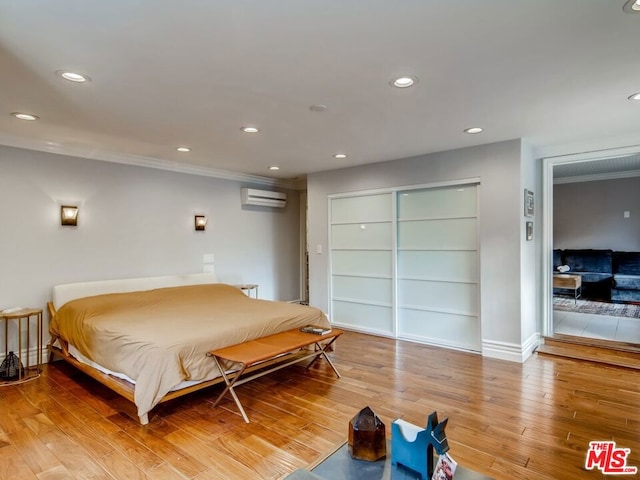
top-left (397, 185), bottom-right (480, 351)
top-left (330, 193), bottom-right (394, 335)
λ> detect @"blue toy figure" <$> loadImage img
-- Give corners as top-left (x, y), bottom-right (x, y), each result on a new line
top-left (391, 411), bottom-right (449, 480)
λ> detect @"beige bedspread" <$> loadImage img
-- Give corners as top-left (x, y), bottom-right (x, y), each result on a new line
top-left (50, 283), bottom-right (330, 418)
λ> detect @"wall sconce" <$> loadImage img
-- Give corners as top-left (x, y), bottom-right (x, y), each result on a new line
top-left (194, 215), bottom-right (207, 231)
top-left (60, 205), bottom-right (79, 226)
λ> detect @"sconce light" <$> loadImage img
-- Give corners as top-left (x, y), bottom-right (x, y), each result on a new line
top-left (60, 205), bottom-right (79, 226)
top-left (194, 215), bottom-right (207, 231)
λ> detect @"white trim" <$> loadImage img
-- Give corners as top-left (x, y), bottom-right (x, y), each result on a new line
top-left (391, 191), bottom-right (398, 337)
top-left (327, 177), bottom-right (481, 199)
top-left (482, 332), bottom-right (540, 363)
top-left (330, 321), bottom-right (394, 339)
top-left (541, 144), bottom-right (640, 339)
top-left (0, 134), bottom-right (303, 190)
top-left (1, 348), bottom-right (45, 369)
top-left (535, 136), bottom-right (640, 160)
top-left (299, 191), bottom-right (308, 304)
top-left (542, 158), bottom-right (555, 337)
top-left (398, 332), bottom-right (481, 354)
top-left (332, 297), bottom-right (392, 308)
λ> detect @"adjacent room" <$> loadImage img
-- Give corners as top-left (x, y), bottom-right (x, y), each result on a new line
top-left (551, 159), bottom-right (640, 347)
top-left (1, 1), bottom-right (640, 479)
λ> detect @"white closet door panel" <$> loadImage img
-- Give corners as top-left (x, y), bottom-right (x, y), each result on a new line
top-left (332, 301), bottom-right (393, 333)
top-left (331, 250), bottom-right (393, 277)
top-left (398, 186), bottom-right (477, 219)
top-left (397, 251), bottom-right (477, 282)
top-left (331, 194), bottom-right (392, 224)
top-left (398, 309), bottom-right (480, 351)
top-left (331, 223), bottom-right (392, 250)
top-left (397, 218), bottom-right (476, 250)
top-left (332, 276), bottom-right (392, 304)
top-left (398, 279), bottom-right (478, 315)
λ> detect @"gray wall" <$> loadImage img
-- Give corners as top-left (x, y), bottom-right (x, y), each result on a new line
top-left (520, 141), bottom-right (542, 344)
top-left (308, 139), bottom-right (535, 359)
top-left (554, 176), bottom-right (640, 251)
top-left (0, 145), bottom-right (301, 355)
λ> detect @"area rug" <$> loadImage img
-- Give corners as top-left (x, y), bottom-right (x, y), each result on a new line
top-left (553, 297), bottom-right (640, 319)
top-left (308, 441), bottom-right (493, 480)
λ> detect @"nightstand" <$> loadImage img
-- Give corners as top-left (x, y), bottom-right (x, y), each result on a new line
top-left (234, 284), bottom-right (259, 299)
top-left (0, 307), bottom-right (43, 385)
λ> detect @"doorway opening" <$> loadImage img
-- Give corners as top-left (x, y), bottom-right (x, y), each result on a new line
top-left (542, 148), bottom-right (640, 350)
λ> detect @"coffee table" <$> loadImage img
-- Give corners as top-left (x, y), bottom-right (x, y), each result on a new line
top-left (553, 274), bottom-right (582, 304)
top-left (309, 441), bottom-right (493, 480)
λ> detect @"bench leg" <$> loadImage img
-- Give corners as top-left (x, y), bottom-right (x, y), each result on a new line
top-left (306, 337), bottom-right (341, 378)
top-left (212, 357), bottom-right (250, 423)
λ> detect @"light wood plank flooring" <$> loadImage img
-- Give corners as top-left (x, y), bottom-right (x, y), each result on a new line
top-left (1, 330), bottom-right (639, 479)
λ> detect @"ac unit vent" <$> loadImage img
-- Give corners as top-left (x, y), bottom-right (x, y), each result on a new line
top-left (241, 188), bottom-right (287, 208)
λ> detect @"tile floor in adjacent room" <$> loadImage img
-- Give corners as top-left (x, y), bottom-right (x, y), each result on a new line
top-left (553, 310), bottom-right (640, 343)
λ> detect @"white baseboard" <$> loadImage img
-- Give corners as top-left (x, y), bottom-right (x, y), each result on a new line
top-left (482, 333), bottom-right (541, 363)
top-left (1, 348), bottom-right (46, 368)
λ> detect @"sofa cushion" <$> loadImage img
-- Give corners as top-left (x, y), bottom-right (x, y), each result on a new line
top-left (553, 249), bottom-right (562, 269)
top-left (611, 288), bottom-right (640, 303)
top-left (563, 249), bottom-right (613, 274)
top-left (613, 252), bottom-right (640, 276)
top-left (578, 272), bottom-right (614, 283)
top-left (612, 274), bottom-right (640, 290)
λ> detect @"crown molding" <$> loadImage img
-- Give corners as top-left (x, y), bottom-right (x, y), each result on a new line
top-left (0, 134), bottom-right (305, 190)
top-left (554, 169), bottom-right (640, 184)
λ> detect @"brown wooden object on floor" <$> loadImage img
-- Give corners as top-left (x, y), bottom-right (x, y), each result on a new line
top-left (209, 328), bottom-right (343, 422)
top-left (5, 330), bottom-right (640, 479)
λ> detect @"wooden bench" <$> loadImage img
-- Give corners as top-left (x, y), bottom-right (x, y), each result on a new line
top-left (208, 328), bottom-right (343, 422)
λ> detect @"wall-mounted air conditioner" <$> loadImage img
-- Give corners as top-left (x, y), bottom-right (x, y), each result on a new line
top-left (241, 188), bottom-right (287, 208)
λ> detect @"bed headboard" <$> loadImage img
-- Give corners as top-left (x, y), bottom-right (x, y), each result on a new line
top-left (52, 273), bottom-right (219, 310)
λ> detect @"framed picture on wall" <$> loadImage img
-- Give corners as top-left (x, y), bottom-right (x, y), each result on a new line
top-left (526, 221), bottom-right (533, 241)
top-left (524, 189), bottom-right (534, 217)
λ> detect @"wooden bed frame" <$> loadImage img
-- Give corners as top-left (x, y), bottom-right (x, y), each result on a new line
top-left (46, 273), bottom-right (314, 425)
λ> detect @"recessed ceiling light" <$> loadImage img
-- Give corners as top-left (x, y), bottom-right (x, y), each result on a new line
top-left (12, 112), bottom-right (39, 121)
top-left (241, 126), bottom-right (260, 133)
top-left (628, 92), bottom-right (640, 101)
top-left (390, 76), bottom-right (418, 88)
top-left (176, 146), bottom-right (191, 152)
top-left (57, 71), bottom-right (90, 83)
top-left (623, 0), bottom-right (640, 13)
top-left (309, 104), bottom-right (327, 112)
top-left (333, 153), bottom-right (347, 159)
top-left (269, 166), bottom-right (280, 171)
top-left (464, 127), bottom-right (483, 134)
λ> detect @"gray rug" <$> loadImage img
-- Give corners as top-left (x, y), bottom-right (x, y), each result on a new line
top-left (553, 297), bottom-right (640, 319)
top-left (309, 442), bottom-right (493, 480)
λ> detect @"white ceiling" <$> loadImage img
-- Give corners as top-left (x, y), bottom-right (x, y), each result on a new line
top-left (1, 0), bottom-right (640, 183)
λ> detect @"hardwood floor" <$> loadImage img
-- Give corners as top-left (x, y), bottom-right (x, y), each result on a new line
top-left (1, 330), bottom-right (639, 479)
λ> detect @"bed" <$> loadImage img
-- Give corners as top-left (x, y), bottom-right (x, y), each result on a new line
top-left (47, 273), bottom-right (330, 424)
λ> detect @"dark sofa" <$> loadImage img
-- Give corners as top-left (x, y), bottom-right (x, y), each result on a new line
top-left (554, 249), bottom-right (640, 303)
top-left (612, 252), bottom-right (640, 303)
